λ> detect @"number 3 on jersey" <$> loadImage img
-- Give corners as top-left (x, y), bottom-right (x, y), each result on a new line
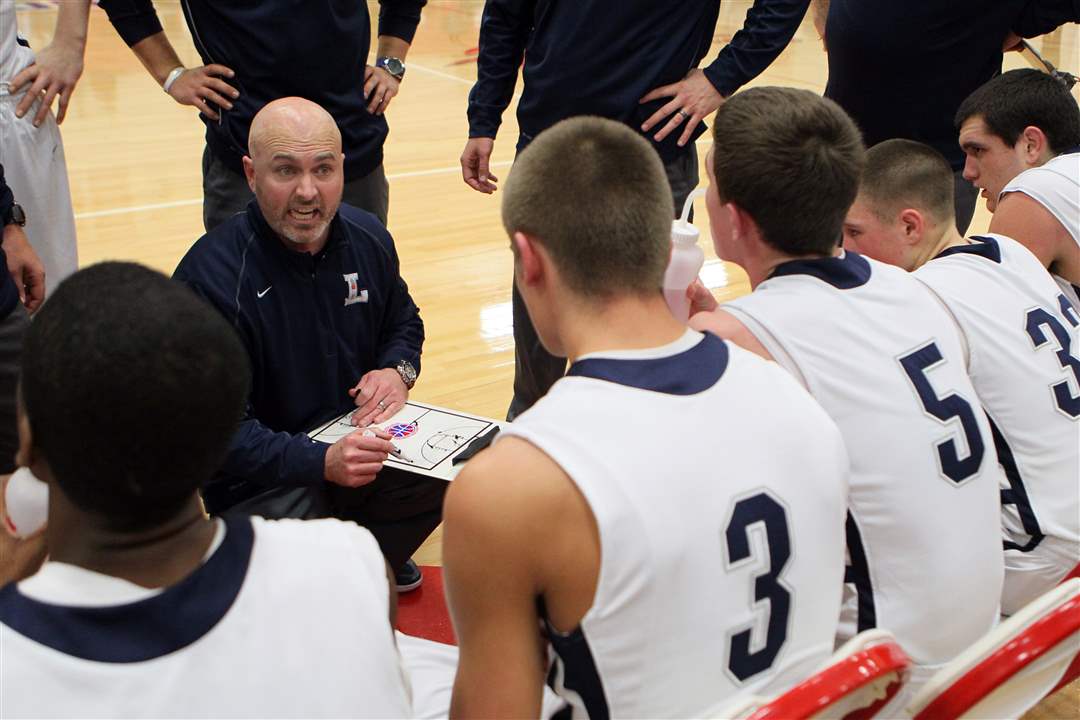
top-left (723, 492), bottom-right (792, 683)
top-left (899, 342), bottom-right (985, 484)
top-left (1025, 295), bottom-right (1080, 419)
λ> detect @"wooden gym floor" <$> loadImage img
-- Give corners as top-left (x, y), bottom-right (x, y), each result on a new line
top-left (12, 3), bottom-right (1080, 716)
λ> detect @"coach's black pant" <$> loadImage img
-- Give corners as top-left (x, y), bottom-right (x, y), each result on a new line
top-left (201, 146), bottom-right (391, 232)
top-left (0, 304), bottom-right (29, 474)
top-left (954, 169), bottom-right (978, 235)
top-left (203, 468), bottom-right (445, 570)
top-left (507, 144), bottom-right (700, 420)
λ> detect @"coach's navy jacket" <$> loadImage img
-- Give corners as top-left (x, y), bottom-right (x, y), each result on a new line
top-left (98, 0), bottom-right (425, 182)
top-left (173, 201), bottom-right (423, 497)
top-left (467, 0), bottom-right (810, 162)
top-left (825, 0), bottom-right (1080, 170)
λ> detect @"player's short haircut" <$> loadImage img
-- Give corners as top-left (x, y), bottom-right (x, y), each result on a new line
top-left (711, 86), bottom-right (865, 256)
top-left (501, 116), bottom-right (674, 298)
top-left (20, 262), bottom-right (250, 532)
top-left (861, 139), bottom-right (956, 225)
top-left (955, 69), bottom-right (1080, 154)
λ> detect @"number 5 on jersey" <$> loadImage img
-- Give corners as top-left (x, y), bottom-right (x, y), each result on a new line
top-left (899, 342), bottom-right (985, 485)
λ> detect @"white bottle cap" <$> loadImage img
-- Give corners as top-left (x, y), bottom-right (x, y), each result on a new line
top-left (4, 467), bottom-right (48, 538)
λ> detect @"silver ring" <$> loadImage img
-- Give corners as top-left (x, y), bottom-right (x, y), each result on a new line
top-left (377, 401), bottom-right (387, 410)
top-left (678, 109), bottom-right (690, 119)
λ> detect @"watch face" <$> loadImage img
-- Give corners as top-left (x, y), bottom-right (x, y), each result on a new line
top-left (10, 204), bottom-right (26, 227)
top-left (384, 58), bottom-right (405, 76)
top-left (398, 361), bottom-right (417, 386)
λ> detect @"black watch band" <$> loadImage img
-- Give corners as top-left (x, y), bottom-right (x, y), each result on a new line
top-left (3, 203), bottom-right (25, 227)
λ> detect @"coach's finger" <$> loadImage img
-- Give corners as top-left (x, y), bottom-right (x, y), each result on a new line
top-left (641, 98), bottom-right (681, 134)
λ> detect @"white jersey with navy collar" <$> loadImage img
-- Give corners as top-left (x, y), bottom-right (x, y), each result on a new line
top-left (0, 515), bottom-right (412, 718)
top-left (915, 234), bottom-right (1080, 609)
top-left (1000, 151), bottom-right (1080, 309)
top-left (499, 330), bottom-right (850, 719)
top-left (724, 251), bottom-right (1004, 670)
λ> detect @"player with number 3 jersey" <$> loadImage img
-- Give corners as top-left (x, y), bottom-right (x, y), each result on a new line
top-left (442, 118), bottom-right (850, 718)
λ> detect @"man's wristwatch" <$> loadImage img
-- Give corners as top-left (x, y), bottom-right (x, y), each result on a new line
top-left (4, 204), bottom-right (26, 227)
top-left (376, 56), bottom-right (406, 81)
top-left (394, 360), bottom-right (417, 389)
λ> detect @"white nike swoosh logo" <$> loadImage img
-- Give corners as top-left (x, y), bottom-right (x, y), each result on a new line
top-left (257, 286), bottom-right (272, 298)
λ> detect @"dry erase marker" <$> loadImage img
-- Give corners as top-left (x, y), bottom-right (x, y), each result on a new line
top-left (363, 429), bottom-right (415, 463)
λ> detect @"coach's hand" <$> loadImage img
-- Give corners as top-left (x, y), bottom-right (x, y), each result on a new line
top-left (11, 39), bottom-right (85, 126)
top-left (640, 68), bottom-right (724, 147)
top-left (2, 224), bottom-right (45, 313)
top-left (325, 428), bottom-right (393, 488)
top-left (461, 137), bottom-right (498, 193)
top-left (166, 65), bottom-right (239, 122)
top-left (364, 66), bottom-right (400, 116)
top-left (349, 368), bottom-right (408, 427)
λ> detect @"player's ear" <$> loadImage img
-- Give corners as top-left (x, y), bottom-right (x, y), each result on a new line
top-left (512, 231), bottom-right (545, 287)
top-left (899, 208), bottom-right (924, 244)
top-left (1018, 126), bottom-right (1049, 165)
top-left (727, 202), bottom-right (755, 245)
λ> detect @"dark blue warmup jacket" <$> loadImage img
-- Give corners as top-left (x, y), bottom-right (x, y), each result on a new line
top-left (98, 0), bottom-right (426, 181)
top-left (825, 0), bottom-right (1080, 170)
top-left (173, 201), bottom-right (424, 501)
top-left (467, 0), bottom-right (810, 162)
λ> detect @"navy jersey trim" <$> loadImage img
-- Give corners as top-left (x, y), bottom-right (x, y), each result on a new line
top-left (566, 332), bottom-right (728, 395)
top-left (843, 513), bottom-right (876, 632)
top-left (0, 515), bottom-right (254, 663)
top-left (989, 415), bottom-right (1045, 553)
top-left (934, 236), bottom-right (1002, 263)
top-left (538, 597), bottom-right (610, 720)
top-left (769, 251), bottom-right (871, 290)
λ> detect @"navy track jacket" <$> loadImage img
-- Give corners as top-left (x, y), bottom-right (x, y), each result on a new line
top-left (173, 201), bottom-right (424, 496)
top-left (825, 0), bottom-right (1080, 170)
top-left (467, 0), bottom-right (810, 162)
top-left (98, 0), bottom-right (426, 182)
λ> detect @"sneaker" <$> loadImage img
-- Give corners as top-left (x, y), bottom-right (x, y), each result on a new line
top-left (395, 559), bottom-right (423, 593)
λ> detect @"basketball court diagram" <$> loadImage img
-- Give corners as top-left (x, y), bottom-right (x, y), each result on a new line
top-left (309, 401), bottom-right (499, 479)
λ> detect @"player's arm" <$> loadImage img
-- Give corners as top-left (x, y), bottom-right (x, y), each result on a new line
top-left (97, 0), bottom-right (238, 121)
top-left (443, 440), bottom-right (557, 718)
top-left (990, 191), bottom-right (1077, 276)
top-left (690, 308), bottom-right (774, 361)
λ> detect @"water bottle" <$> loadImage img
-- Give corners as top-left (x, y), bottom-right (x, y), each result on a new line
top-left (663, 188), bottom-right (706, 322)
top-left (3, 467), bottom-right (48, 538)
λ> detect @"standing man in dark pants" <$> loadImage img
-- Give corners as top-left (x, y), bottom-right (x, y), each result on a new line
top-left (0, 164), bottom-right (45, 474)
top-left (173, 98), bottom-right (440, 592)
top-left (821, 0), bottom-right (1080, 234)
top-left (98, 0), bottom-right (426, 231)
top-left (460, 0), bottom-right (812, 419)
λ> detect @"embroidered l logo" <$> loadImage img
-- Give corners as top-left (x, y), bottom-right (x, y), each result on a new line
top-left (343, 272), bottom-right (369, 306)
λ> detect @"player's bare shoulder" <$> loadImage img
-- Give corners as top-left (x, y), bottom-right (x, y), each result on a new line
top-left (690, 309), bottom-right (773, 360)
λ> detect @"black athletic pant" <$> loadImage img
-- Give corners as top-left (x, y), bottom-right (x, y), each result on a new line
top-left (204, 468), bottom-right (445, 570)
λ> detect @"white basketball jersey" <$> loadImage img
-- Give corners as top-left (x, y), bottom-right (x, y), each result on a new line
top-left (501, 330), bottom-right (850, 719)
top-left (725, 252), bottom-right (1004, 668)
top-left (1000, 151), bottom-right (1080, 309)
top-left (915, 234), bottom-right (1080, 554)
top-left (0, 516), bottom-right (413, 718)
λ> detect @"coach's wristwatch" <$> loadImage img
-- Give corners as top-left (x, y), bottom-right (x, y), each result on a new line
top-left (4, 203), bottom-right (26, 227)
top-left (395, 360), bottom-right (418, 389)
top-left (376, 56), bottom-right (406, 81)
